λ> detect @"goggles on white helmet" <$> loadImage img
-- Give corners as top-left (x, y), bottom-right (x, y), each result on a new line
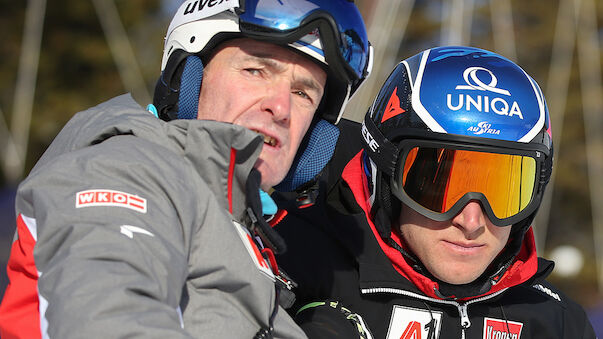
top-left (237, 0), bottom-right (371, 84)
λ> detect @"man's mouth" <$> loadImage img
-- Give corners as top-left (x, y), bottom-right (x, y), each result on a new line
top-left (252, 130), bottom-right (278, 147)
top-left (263, 135), bottom-right (277, 147)
top-left (445, 240), bottom-right (483, 252)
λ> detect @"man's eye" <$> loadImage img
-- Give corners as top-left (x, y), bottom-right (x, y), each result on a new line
top-left (245, 68), bottom-right (261, 76)
top-left (294, 90), bottom-right (310, 100)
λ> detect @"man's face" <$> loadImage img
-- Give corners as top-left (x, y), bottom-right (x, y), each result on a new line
top-left (399, 201), bottom-right (512, 285)
top-left (197, 38), bottom-right (327, 190)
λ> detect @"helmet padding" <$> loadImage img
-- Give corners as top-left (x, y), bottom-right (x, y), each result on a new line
top-left (275, 119), bottom-right (340, 192)
top-left (177, 56), bottom-right (204, 120)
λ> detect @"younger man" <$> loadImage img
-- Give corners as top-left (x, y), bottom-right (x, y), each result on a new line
top-left (274, 46), bottom-right (596, 338)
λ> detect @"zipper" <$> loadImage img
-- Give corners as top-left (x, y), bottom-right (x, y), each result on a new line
top-left (362, 287), bottom-right (508, 337)
top-left (274, 270), bottom-right (297, 291)
top-left (459, 303), bottom-right (470, 339)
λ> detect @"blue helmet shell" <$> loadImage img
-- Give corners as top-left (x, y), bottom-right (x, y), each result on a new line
top-left (367, 46), bottom-right (551, 149)
top-left (409, 46), bottom-right (548, 142)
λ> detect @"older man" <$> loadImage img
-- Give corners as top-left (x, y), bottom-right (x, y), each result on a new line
top-left (0, 1), bottom-right (372, 338)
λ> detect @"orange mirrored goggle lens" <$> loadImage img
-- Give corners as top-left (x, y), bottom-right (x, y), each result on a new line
top-left (401, 147), bottom-right (537, 219)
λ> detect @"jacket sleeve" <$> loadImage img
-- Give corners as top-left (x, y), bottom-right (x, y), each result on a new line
top-left (531, 279), bottom-right (598, 339)
top-left (565, 297), bottom-right (598, 339)
top-left (16, 136), bottom-right (202, 338)
top-left (294, 300), bottom-right (374, 339)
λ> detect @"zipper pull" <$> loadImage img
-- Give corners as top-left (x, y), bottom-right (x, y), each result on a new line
top-left (458, 304), bottom-right (471, 339)
top-left (458, 303), bottom-right (471, 330)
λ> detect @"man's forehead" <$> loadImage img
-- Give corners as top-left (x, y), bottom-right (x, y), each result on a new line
top-left (230, 39), bottom-right (326, 87)
top-left (220, 38), bottom-right (323, 68)
top-left (229, 38), bottom-right (309, 62)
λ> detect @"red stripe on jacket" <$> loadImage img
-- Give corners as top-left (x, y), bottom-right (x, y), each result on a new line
top-left (0, 214), bottom-right (42, 339)
top-left (228, 148), bottom-right (237, 214)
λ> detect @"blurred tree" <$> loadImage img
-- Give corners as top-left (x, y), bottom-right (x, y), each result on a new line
top-left (0, 0), bottom-right (165, 304)
top-left (0, 0), bottom-right (164, 186)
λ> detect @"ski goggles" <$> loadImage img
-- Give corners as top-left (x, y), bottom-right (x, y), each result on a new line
top-left (390, 139), bottom-right (549, 226)
top-left (237, 0), bottom-right (372, 83)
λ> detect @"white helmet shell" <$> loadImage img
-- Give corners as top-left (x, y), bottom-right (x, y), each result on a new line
top-left (161, 11), bottom-right (239, 71)
top-left (161, 1), bottom-right (327, 72)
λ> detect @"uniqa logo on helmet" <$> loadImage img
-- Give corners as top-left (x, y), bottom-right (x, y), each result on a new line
top-left (412, 47), bottom-right (545, 142)
top-left (447, 66), bottom-right (524, 122)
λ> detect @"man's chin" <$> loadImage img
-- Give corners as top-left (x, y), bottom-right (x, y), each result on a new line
top-left (254, 161), bottom-right (287, 191)
top-left (260, 175), bottom-right (285, 191)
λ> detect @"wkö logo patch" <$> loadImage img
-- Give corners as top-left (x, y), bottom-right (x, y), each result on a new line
top-left (76, 189), bottom-right (147, 213)
top-left (483, 317), bottom-right (523, 339)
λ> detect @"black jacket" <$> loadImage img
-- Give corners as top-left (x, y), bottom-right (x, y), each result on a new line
top-left (273, 119), bottom-right (596, 339)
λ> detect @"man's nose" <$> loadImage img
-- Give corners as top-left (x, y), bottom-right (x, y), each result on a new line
top-left (260, 80), bottom-right (291, 123)
top-left (452, 201), bottom-right (487, 238)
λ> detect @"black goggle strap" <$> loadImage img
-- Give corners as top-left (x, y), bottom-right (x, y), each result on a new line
top-left (361, 115), bottom-right (399, 178)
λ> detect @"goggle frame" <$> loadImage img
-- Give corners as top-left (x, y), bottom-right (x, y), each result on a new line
top-left (391, 136), bottom-right (550, 227)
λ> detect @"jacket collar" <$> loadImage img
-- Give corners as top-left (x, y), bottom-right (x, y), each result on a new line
top-left (169, 119), bottom-right (263, 221)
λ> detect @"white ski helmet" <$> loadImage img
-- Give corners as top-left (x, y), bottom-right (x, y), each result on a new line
top-left (153, 0), bottom-right (373, 191)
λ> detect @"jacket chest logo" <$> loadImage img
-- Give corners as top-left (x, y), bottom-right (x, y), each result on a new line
top-left (386, 305), bottom-right (442, 339)
top-left (483, 317), bottom-right (523, 339)
top-left (76, 189), bottom-right (147, 213)
top-left (231, 221), bottom-right (275, 281)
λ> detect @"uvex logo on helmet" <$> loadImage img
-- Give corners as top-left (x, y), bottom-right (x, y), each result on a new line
top-left (183, 0), bottom-right (234, 16)
top-left (447, 66), bottom-right (524, 120)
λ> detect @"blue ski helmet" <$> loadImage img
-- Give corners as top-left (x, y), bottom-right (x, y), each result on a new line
top-left (361, 46), bottom-right (553, 239)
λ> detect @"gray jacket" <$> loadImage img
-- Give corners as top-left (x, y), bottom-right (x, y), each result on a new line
top-left (1, 94), bottom-right (307, 338)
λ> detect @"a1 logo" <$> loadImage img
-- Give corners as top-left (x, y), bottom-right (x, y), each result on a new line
top-left (386, 305), bottom-right (442, 339)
